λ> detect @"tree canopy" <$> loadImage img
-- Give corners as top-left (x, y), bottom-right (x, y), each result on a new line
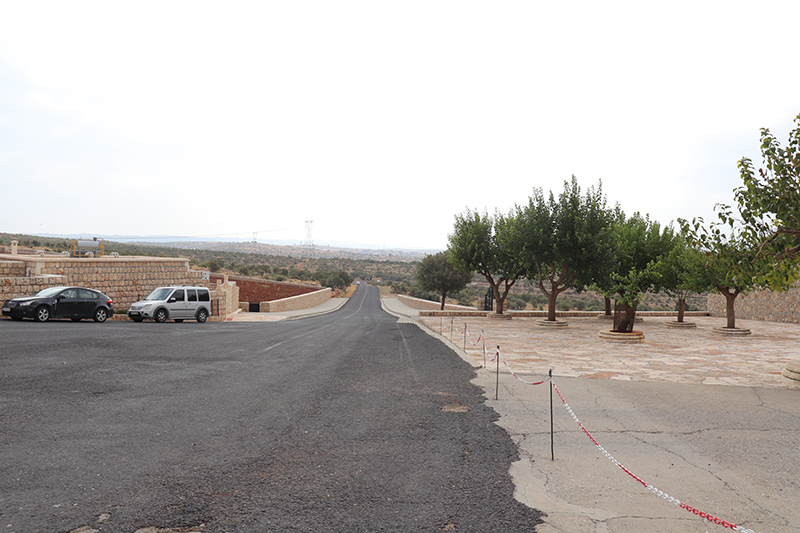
top-left (595, 212), bottom-right (678, 331)
top-left (735, 112), bottom-right (800, 285)
top-left (448, 209), bottom-right (526, 315)
top-left (416, 251), bottom-right (474, 310)
top-left (518, 176), bottom-right (614, 321)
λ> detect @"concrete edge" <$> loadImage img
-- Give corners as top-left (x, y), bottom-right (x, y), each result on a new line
top-left (381, 299), bottom-right (482, 369)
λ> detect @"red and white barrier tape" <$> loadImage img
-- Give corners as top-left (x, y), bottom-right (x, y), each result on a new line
top-left (550, 380), bottom-right (762, 533)
top-left (498, 348), bottom-right (549, 386)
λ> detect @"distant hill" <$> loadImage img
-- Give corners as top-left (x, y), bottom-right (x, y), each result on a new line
top-left (141, 240), bottom-right (430, 262)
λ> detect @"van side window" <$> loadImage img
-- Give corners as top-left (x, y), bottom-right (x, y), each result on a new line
top-left (172, 289), bottom-right (185, 302)
top-left (198, 289), bottom-right (210, 302)
top-left (187, 289), bottom-right (198, 302)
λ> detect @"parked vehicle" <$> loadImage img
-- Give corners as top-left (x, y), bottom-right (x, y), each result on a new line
top-left (128, 286), bottom-right (212, 323)
top-left (2, 286), bottom-right (114, 322)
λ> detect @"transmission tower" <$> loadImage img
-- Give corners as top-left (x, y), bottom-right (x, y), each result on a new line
top-left (303, 219), bottom-right (315, 257)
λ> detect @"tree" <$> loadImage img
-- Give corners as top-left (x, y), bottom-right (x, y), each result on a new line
top-left (734, 112), bottom-right (800, 286)
top-left (679, 205), bottom-right (778, 329)
top-left (518, 177), bottom-right (615, 322)
top-left (655, 236), bottom-right (712, 322)
top-left (596, 213), bottom-right (678, 332)
top-left (325, 270), bottom-right (354, 292)
top-left (416, 251), bottom-right (474, 310)
top-left (448, 209), bottom-right (526, 316)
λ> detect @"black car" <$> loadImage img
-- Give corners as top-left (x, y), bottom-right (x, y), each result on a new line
top-left (2, 286), bottom-right (114, 322)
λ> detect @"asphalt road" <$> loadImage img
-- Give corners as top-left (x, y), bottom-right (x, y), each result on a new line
top-left (0, 285), bottom-right (544, 532)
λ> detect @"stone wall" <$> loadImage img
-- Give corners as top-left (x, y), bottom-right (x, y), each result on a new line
top-left (397, 294), bottom-right (478, 312)
top-left (259, 288), bottom-right (332, 313)
top-left (707, 287), bottom-right (800, 324)
top-left (209, 274), bottom-right (320, 303)
top-left (0, 253), bottom-right (204, 310)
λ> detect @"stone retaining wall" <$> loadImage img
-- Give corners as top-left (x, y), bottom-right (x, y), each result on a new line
top-left (397, 294), bottom-right (478, 312)
top-left (259, 288), bottom-right (332, 313)
top-left (209, 274), bottom-right (320, 304)
top-left (707, 287), bottom-right (800, 324)
top-left (0, 253), bottom-right (204, 310)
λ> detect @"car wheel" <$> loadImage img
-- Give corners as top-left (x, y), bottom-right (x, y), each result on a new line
top-left (94, 308), bottom-right (108, 323)
top-left (154, 308), bottom-right (168, 323)
top-left (196, 308), bottom-right (208, 323)
top-left (131, 317), bottom-right (143, 323)
top-left (34, 306), bottom-right (50, 322)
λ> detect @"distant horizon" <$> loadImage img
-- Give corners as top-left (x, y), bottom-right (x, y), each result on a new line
top-left (2, 231), bottom-right (445, 255)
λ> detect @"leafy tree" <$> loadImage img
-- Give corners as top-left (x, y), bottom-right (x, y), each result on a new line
top-left (518, 176), bottom-right (614, 322)
top-left (448, 209), bottom-right (526, 316)
top-left (734, 112), bottom-right (800, 285)
top-left (416, 251), bottom-right (474, 310)
top-left (680, 205), bottom-right (786, 329)
top-left (655, 236), bottom-right (712, 322)
top-left (596, 213), bottom-right (678, 332)
top-left (325, 270), bottom-right (354, 291)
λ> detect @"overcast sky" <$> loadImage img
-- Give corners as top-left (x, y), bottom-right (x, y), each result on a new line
top-left (1, 1), bottom-right (798, 251)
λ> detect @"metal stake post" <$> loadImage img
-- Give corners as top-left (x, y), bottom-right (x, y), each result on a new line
top-left (463, 323), bottom-right (467, 351)
top-left (549, 368), bottom-right (554, 461)
top-left (495, 346), bottom-right (500, 400)
top-left (482, 330), bottom-right (486, 368)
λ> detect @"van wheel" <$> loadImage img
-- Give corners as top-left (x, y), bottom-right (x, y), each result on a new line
top-left (196, 309), bottom-right (208, 323)
top-left (155, 309), bottom-right (168, 323)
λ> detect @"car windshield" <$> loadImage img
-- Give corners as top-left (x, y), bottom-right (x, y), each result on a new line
top-left (35, 287), bottom-right (65, 298)
top-left (144, 288), bottom-right (173, 301)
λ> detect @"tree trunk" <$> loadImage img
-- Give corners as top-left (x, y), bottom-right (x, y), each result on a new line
top-left (677, 297), bottom-right (686, 322)
top-left (612, 302), bottom-right (638, 332)
top-left (546, 291), bottom-right (558, 322)
top-left (604, 297), bottom-right (612, 316)
top-left (440, 292), bottom-right (447, 311)
top-left (718, 285), bottom-right (740, 329)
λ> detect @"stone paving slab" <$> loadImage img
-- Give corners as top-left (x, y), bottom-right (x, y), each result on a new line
top-left (419, 314), bottom-right (800, 389)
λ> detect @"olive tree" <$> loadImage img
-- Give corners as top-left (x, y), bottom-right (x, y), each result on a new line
top-left (448, 209), bottom-right (526, 316)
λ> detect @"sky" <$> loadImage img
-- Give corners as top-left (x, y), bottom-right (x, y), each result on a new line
top-left (1, 1), bottom-right (799, 251)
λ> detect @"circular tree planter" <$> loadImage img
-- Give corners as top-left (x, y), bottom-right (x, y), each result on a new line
top-left (664, 320), bottom-right (697, 329)
top-left (535, 319), bottom-right (569, 328)
top-left (782, 362), bottom-right (800, 388)
top-left (712, 327), bottom-right (751, 336)
top-left (598, 330), bottom-right (645, 343)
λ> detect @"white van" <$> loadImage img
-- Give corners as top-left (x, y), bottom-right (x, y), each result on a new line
top-left (128, 286), bottom-right (212, 323)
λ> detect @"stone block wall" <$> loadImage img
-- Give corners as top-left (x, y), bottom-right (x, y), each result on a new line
top-left (260, 288), bottom-right (331, 313)
top-left (707, 287), bottom-right (800, 324)
top-left (397, 294), bottom-right (478, 312)
top-left (0, 261), bottom-right (25, 277)
top-left (209, 274), bottom-right (320, 303)
top-left (0, 253), bottom-right (205, 310)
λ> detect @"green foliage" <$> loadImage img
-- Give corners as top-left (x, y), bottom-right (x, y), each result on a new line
top-left (734, 112), bottom-right (800, 287)
top-left (517, 176), bottom-right (615, 320)
top-left (448, 209), bottom-right (526, 314)
top-left (416, 251), bottom-right (474, 309)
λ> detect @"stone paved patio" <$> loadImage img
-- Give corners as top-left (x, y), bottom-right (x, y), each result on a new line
top-left (419, 315), bottom-right (800, 389)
